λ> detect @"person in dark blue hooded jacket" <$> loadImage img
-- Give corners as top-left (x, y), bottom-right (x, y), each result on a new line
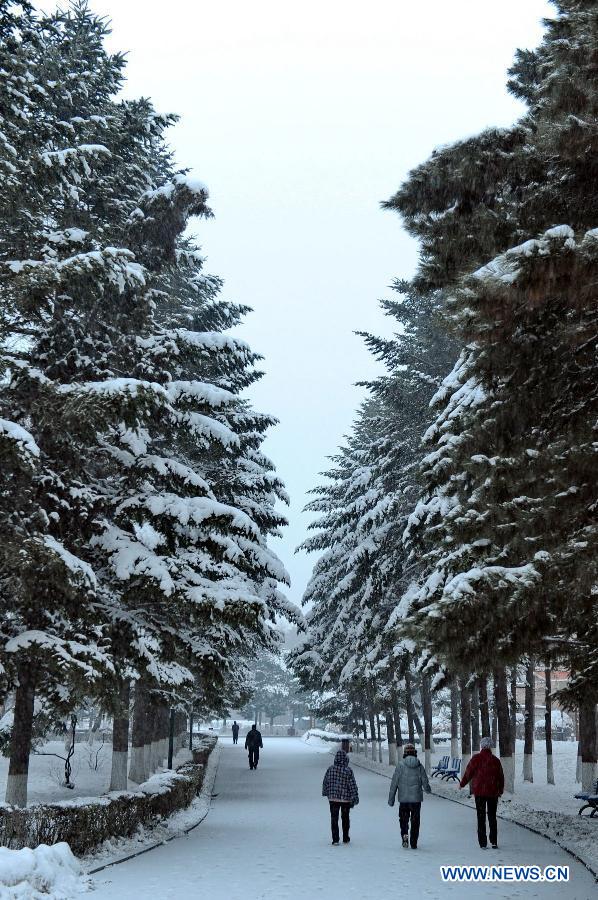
top-left (322, 749), bottom-right (359, 845)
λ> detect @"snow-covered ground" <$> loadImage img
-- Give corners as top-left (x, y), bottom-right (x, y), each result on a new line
top-left (0, 740), bottom-right (193, 805)
top-left (351, 738), bottom-right (598, 880)
top-left (88, 737), bottom-right (595, 899)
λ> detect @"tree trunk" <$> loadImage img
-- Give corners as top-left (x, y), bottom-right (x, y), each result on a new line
top-left (153, 703), bottom-right (162, 770)
top-left (479, 677), bottom-right (491, 738)
top-left (421, 674), bottom-right (433, 774)
top-left (145, 702), bottom-right (157, 775)
top-left (361, 707), bottom-right (368, 759)
top-left (450, 678), bottom-right (459, 760)
top-left (87, 710), bottom-right (102, 747)
top-left (161, 704), bottom-right (170, 765)
top-left (179, 712), bottom-right (186, 750)
top-left (129, 679), bottom-right (149, 784)
top-left (523, 659), bottom-right (534, 782)
top-left (459, 677), bottom-right (472, 775)
top-left (385, 707), bottom-right (397, 766)
top-left (404, 668), bottom-right (416, 744)
top-left (189, 709), bottom-right (194, 752)
top-left (471, 681), bottom-right (480, 752)
top-left (579, 698), bottom-right (597, 792)
top-left (109, 680), bottom-right (130, 792)
top-left (510, 668), bottom-right (517, 755)
top-left (5, 663), bottom-right (36, 807)
top-left (390, 688), bottom-right (403, 749)
top-left (544, 667), bottom-right (554, 785)
top-left (367, 695), bottom-right (376, 752)
top-left (376, 713), bottom-right (383, 763)
top-left (495, 667), bottom-right (514, 793)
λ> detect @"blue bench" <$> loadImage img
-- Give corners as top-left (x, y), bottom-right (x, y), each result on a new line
top-left (431, 755), bottom-right (450, 777)
top-left (575, 779), bottom-right (598, 817)
top-left (442, 757), bottom-right (462, 782)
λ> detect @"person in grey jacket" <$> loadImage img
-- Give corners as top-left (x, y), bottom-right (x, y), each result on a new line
top-left (388, 743), bottom-right (431, 849)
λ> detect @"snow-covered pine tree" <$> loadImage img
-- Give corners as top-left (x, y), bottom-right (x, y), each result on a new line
top-left (401, 226), bottom-right (598, 790)
top-left (0, 0), bottom-right (131, 805)
top-left (386, 0), bottom-right (598, 791)
top-left (0, 1), bottom-right (298, 801)
top-left (40, 4), bottom-right (300, 772)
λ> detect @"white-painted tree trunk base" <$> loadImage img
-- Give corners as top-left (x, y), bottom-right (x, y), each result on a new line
top-left (388, 740), bottom-right (397, 767)
top-left (501, 754), bottom-right (515, 794)
top-left (144, 742), bottom-right (153, 777)
top-left (576, 751), bottom-right (582, 783)
top-left (451, 738), bottom-right (459, 760)
top-left (109, 750), bottom-right (128, 792)
top-left (581, 760), bottom-right (597, 792)
top-left (424, 748), bottom-right (431, 774)
top-left (5, 773), bottom-right (28, 807)
top-left (523, 753), bottom-right (533, 782)
top-left (129, 746), bottom-right (146, 784)
top-left (546, 754), bottom-right (555, 785)
top-left (363, 741), bottom-right (369, 759)
top-left (377, 742), bottom-right (383, 764)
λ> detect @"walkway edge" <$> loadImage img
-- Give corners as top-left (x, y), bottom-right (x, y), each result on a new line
top-left (350, 755), bottom-right (598, 883)
top-left (87, 742), bottom-right (222, 876)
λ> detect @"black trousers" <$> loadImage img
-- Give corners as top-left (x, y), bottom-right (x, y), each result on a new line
top-left (399, 802), bottom-right (421, 848)
top-left (329, 801), bottom-right (351, 842)
top-left (475, 795), bottom-right (498, 847)
top-left (248, 747), bottom-right (260, 768)
top-left (232, 735), bottom-right (238, 744)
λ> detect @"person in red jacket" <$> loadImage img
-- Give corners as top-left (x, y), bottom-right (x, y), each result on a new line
top-left (459, 736), bottom-right (505, 849)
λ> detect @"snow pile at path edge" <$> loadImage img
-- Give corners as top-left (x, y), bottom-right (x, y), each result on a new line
top-left (0, 842), bottom-right (88, 898)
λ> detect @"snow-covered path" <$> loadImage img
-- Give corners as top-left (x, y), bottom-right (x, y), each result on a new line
top-left (91, 739), bottom-right (595, 899)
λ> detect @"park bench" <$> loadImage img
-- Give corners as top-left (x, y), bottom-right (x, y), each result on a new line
top-left (575, 779), bottom-right (598, 817)
top-left (441, 757), bottom-right (462, 782)
top-left (431, 755), bottom-right (450, 777)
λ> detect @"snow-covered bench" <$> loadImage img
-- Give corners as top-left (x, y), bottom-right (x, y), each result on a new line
top-left (575, 779), bottom-right (598, 817)
top-left (441, 757), bottom-right (461, 781)
top-left (431, 755), bottom-right (450, 777)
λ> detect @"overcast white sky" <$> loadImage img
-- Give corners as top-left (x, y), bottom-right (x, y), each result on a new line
top-left (45, 0), bottom-right (551, 606)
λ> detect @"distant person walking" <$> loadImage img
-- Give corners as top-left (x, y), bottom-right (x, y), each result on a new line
top-left (388, 743), bottom-right (431, 849)
top-left (322, 749), bottom-right (359, 845)
top-left (459, 736), bottom-right (505, 849)
top-left (232, 721), bottom-right (239, 745)
top-left (245, 724), bottom-right (263, 769)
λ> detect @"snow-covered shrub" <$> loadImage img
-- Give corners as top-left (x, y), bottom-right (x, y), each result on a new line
top-left (0, 738), bottom-right (216, 854)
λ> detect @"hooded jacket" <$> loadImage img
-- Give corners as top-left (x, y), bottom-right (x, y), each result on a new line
top-left (322, 750), bottom-right (359, 805)
top-left (388, 754), bottom-right (431, 805)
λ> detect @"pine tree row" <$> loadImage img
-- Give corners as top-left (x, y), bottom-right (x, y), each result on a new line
top-left (0, 1), bottom-right (296, 806)
top-left (292, 0), bottom-right (598, 792)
